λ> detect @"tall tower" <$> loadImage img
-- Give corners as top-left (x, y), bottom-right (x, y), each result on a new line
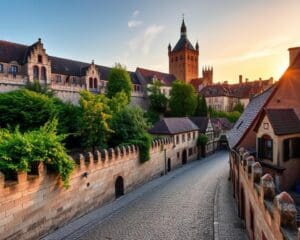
top-left (168, 18), bottom-right (199, 83)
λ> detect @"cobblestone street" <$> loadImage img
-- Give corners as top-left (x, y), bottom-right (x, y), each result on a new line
top-left (43, 151), bottom-right (246, 240)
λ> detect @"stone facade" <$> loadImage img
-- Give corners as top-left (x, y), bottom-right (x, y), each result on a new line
top-left (0, 137), bottom-right (199, 240)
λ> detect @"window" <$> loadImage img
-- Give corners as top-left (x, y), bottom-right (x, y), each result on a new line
top-left (177, 152), bottom-right (180, 159)
top-left (193, 132), bottom-right (196, 140)
top-left (188, 148), bottom-right (193, 156)
top-left (89, 77), bottom-right (93, 88)
top-left (10, 65), bottom-right (18, 77)
top-left (33, 66), bottom-right (39, 80)
top-left (0, 64), bottom-right (3, 73)
top-left (187, 133), bottom-right (191, 141)
top-left (38, 55), bottom-right (43, 64)
top-left (41, 66), bottom-right (46, 80)
top-left (257, 135), bottom-right (273, 161)
top-left (283, 138), bottom-right (300, 161)
top-left (176, 135), bottom-right (179, 144)
top-left (94, 78), bottom-right (97, 89)
top-left (182, 134), bottom-right (185, 142)
top-left (56, 75), bottom-right (61, 83)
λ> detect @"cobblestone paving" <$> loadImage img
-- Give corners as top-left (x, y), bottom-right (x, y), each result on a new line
top-left (43, 151), bottom-right (246, 240)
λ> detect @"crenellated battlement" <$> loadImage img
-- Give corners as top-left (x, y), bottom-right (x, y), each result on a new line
top-left (232, 148), bottom-right (299, 240)
top-left (0, 136), bottom-right (189, 240)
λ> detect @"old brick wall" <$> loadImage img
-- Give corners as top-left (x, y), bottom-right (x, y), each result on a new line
top-left (0, 138), bottom-right (198, 240)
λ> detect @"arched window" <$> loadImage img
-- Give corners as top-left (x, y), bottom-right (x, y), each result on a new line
top-left (89, 77), bottom-right (93, 89)
top-left (33, 66), bottom-right (39, 80)
top-left (93, 78), bottom-right (97, 89)
top-left (41, 66), bottom-right (47, 80)
top-left (257, 135), bottom-right (273, 161)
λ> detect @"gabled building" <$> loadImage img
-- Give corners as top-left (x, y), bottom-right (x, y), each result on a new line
top-left (148, 117), bottom-right (199, 167)
top-left (228, 47), bottom-right (300, 240)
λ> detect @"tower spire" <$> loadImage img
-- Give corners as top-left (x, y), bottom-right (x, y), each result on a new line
top-left (180, 14), bottom-right (187, 37)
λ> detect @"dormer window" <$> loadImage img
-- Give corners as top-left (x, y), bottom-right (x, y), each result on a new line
top-left (38, 55), bottom-right (43, 64)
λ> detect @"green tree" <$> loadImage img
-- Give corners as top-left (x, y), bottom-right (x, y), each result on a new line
top-left (195, 94), bottom-right (208, 117)
top-left (0, 89), bottom-right (58, 131)
top-left (109, 106), bottom-right (152, 162)
top-left (107, 63), bottom-right (133, 101)
top-left (148, 81), bottom-right (168, 114)
top-left (233, 100), bottom-right (244, 113)
top-left (0, 119), bottom-right (74, 188)
top-left (79, 91), bottom-right (112, 151)
top-left (197, 134), bottom-right (209, 157)
top-left (109, 91), bottom-right (129, 113)
top-left (169, 80), bottom-right (197, 117)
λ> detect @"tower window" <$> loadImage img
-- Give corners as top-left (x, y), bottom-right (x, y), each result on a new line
top-left (38, 55), bottom-right (43, 64)
top-left (175, 57), bottom-right (178, 61)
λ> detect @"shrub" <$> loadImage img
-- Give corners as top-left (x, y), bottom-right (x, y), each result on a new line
top-left (0, 120), bottom-right (74, 188)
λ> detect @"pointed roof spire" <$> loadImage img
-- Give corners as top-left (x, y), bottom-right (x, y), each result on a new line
top-left (181, 14), bottom-right (187, 37)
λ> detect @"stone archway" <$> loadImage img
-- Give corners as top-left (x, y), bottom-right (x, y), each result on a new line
top-left (115, 176), bottom-right (124, 199)
top-left (167, 158), bottom-right (171, 172)
top-left (182, 149), bottom-right (187, 165)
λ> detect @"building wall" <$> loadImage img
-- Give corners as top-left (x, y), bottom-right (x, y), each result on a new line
top-left (0, 137), bottom-right (198, 240)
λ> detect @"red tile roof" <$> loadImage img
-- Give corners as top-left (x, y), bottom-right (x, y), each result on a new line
top-left (136, 67), bottom-right (176, 86)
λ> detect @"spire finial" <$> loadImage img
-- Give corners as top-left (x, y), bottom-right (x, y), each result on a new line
top-left (180, 15), bottom-right (187, 37)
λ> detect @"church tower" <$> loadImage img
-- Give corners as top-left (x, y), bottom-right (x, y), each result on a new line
top-left (168, 18), bottom-right (199, 83)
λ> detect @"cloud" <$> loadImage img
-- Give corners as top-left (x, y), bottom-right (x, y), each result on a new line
top-left (128, 25), bottom-right (164, 54)
top-left (132, 10), bottom-right (139, 17)
top-left (128, 20), bottom-right (143, 28)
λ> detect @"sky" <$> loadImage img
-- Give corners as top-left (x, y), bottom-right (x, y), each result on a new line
top-left (1, 0), bottom-right (300, 83)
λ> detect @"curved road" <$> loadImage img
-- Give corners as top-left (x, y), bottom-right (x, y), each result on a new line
top-left (44, 151), bottom-right (246, 240)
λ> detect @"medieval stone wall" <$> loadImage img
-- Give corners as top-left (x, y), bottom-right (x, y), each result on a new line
top-left (0, 138), bottom-right (198, 240)
top-left (230, 149), bottom-right (299, 240)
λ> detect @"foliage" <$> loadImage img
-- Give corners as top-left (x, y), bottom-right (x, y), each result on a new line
top-left (109, 91), bottom-right (129, 113)
top-left (195, 94), bottom-right (208, 117)
top-left (169, 80), bottom-right (197, 117)
top-left (107, 63), bottom-right (133, 101)
top-left (109, 106), bottom-right (152, 162)
top-left (197, 134), bottom-right (209, 146)
top-left (0, 120), bottom-right (74, 188)
top-left (208, 107), bottom-right (241, 123)
top-left (0, 89), bottom-right (58, 131)
top-left (79, 91), bottom-right (113, 151)
top-left (130, 132), bottom-right (152, 162)
top-left (144, 111), bottom-right (160, 125)
top-left (148, 81), bottom-right (168, 114)
top-left (25, 80), bottom-right (55, 97)
top-left (233, 100), bottom-right (244, 113)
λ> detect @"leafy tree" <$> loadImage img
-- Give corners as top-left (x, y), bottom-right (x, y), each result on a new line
top-left (197, 134), bottom-right (209, 157)
top-left (208, 107), bottom-right (241, 123)
top-left (148, 81), bottom-right (168, 114)
top-left (0, 119), bottom-right (74, 188)
top-left (109, 91), bottom-right (129, 113)
top-left (144, 111), bottom-right (160, 125)
top-left (107, 63), bottom-right (133, 101)
top-left (79, 91), bottom-right (112, 151)
top-left (0, 89), bottom-right (58, 131)
top-left (169, 80), bottom-right (197, 117)
top-left (109, 106), bottom-right (152, 162)
top-left (195, 94), bottom-right (208, 117)
top-left (233, 100), bottom-right (244, 113)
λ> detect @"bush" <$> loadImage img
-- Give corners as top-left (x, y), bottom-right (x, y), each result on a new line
top-left (0, 89), bottom-right (58, 131)
top-left (0, 120), bottom-right (74, 188)
top-left (129, 133), bottom-right (152, 163)
top-left (197, 134), bottom-right (209, 146)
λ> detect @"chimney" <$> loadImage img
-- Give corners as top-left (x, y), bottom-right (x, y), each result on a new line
top-left (245, 78), bottom-right (249, 83)
top-left (288, 47), bottom-right (300, 66)
top-left (239, 75), bottom-right (243, 84)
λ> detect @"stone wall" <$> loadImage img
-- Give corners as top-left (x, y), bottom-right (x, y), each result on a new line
top-left (230, 149), bottom-right (299, 240)
top-left (0, 138), bottom-right (198, 240)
